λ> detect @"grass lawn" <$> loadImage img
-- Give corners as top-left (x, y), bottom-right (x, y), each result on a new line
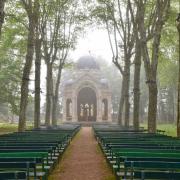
top-left (156, 123), bottom-right (177, 137)
top-left (141, 123), bottom-right (177, 137)
top-left (0, 123), bottom-right (18, 134)
top-left (0, 122), bottom-right (33, 134)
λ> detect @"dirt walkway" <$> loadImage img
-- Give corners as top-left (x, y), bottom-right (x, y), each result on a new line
top-left (49, 127), bottom-right (115, 180)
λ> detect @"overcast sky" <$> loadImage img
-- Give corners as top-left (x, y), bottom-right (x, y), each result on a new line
top-left (70, 29), bottom-right (112, 63)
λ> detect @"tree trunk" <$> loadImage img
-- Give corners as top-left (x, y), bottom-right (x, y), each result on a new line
top-left (0, 0), bottom-right (5, 38)
top-left (45, 62), bottom-right (53, 126)
top-left (34, 0), bottom-right (41, 129)
top-left (18, 18), bottom-right (35, 132)
top-left (52, 66), bottom-right (62, 126)
top-left (172, 89), bottom-right (175, 123)
top-left (177, 27), bottom-right (180, 137)
top-left (133, 40), bottom-right (141, 130)
top-left (118, 78), bottom-right (125, 125)
top-left (148, 82), bottom-right (158, 133)
top-left (34, 37), bottom-right (41, 128)
top-left (124, 68), bottom-right (130, 127)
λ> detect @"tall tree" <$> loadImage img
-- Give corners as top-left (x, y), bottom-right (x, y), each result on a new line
top-left (176, 13), bottom-right (180, 137)
top-left (18, 0), bottom-right (39, 132)
top-left (0, 0), bottom-right (5, 37)
top-left (100, 0), bottom-right (134, 126)
top-left (137, 0), bottom-right (170, 133)
top-left (34, 0), bottom-right (49, 128)
top-left (42, 0), bottom-right (64, 126)
top-left (34, 0), bottom-right (41, 128)
top-left (52, 1), bottom-right (83, 125)
top-left (42, 0), bottom-right (84, 126)
top-left (128, 0), bottom-right (142, 130)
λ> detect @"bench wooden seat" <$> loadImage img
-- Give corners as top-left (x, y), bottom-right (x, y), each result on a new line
top-left (0, 161), bottom-right (37, 178)
top-left (0, 171), bottom-right (27, 180)
top-left (134, 171), bottom-right (180, 180)
top-left (125, 160), bottom-right (180, 168)
top-left (106, 144), bottom-right (180, 150)
top-left (0, 152), bottom-right (48, 158)
top-left (111, 148), bottom-right (180, 154)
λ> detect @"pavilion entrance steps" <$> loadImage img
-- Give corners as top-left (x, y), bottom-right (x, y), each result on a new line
top-left (63, 121), bottom-right (116, 127)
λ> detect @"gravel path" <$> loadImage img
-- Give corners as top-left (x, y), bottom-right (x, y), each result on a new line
top-left (49, 127), bottom-right (115, 180)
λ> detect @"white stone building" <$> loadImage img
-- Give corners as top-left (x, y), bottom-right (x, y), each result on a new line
top-left (62, 56), bottom-right (112, 122)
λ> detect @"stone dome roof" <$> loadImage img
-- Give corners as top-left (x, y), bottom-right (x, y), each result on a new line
top-left (100, 78), bottom-right (108, 84)
top-left (65, 79), bottom-right (74, 86)
top-left (76, 56), bottom-right (100, 70)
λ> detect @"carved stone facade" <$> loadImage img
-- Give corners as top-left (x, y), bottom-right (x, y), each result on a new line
top-left (62, 56), bottom-right (112, 122)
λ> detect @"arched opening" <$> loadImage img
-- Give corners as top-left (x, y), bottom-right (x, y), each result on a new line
top-left (102, 99), bottom-right (108, 120)
top-left (66, 98), bottom-right (72, 121)
top-left (77, 87), bottom-right (97, 121)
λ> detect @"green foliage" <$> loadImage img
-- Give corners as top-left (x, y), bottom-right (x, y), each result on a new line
top-left (151, 1), bottom-right (179, 123)
top-left (0, 46), bottom-right (22, 115)
top-left (158, 58), bottom-right (178, 88)
top-left (158, 0), bottom-right (179, 88)
top-left (0, 1), bottom-right (28, 115)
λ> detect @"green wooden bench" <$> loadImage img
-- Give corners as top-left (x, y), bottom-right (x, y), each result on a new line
top-left (0, 171), bottom-right (26, 180)
top-left (0, 161), bottom-right (37, 179)
top-left (133, 171), bottom-right (180, 180)
top-left (124, 161), bottom-right (180, 179)
top-left (112, 152), bottom-right (180, 173)
top-left (93, 125), bottom-right (180, 180)
top-left (106, 144), bottom-right (180, 150)
top-left (111, 148), bottom-right (180, 155)
top-left (0, 124), bottom-right (81, 180)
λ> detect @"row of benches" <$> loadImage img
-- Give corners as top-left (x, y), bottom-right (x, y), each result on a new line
top-left (0, 124), bottom-right (80, 180)
top-left (93, 125), bottom-right (180, 180)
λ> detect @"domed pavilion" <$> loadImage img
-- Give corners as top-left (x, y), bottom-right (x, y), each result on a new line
top-left (62, 56), bottom-right (112, 123)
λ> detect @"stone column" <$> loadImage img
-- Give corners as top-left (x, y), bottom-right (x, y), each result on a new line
top-left (74, 96), bottom-right (78, 121)
top-left (72, 93), bottom-right (78, 122)
top-left (97, 91), bottom-right (102, 122)
top-left (62, 97), bottom-right (66, 122)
